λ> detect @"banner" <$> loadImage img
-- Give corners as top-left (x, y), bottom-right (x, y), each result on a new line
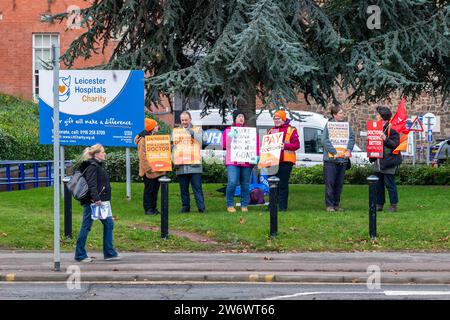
top-left (230, 127), bottom-right (258, 164)
top-left (258, 132), bottom-right (283, 168)
top-left (172, 128), bottom-right (201, 165)
top-left (39, 70), bottom-right (144, 147)
top-left (366, 120), bottom-right (383, 158)
top-left (145, 135), bottom-right (172, 172)
top-left (327, 122), bottom-right (349, 158)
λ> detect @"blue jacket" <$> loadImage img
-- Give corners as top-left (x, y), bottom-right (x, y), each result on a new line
top-left (322, 118), bottom-right (355, 163)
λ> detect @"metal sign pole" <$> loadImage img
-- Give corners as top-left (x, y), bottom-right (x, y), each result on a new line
top-left (126, 147), bottom-right (131, 200)
top-left (60, 146), bottom-right (65, 199)
top-left (52, 44), bottom-right (61, 272)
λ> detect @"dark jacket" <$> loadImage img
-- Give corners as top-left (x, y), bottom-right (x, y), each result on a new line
top-left (369, 123), bottom-right (402, 171)
top-left (79, 159), bottom-right (111, 205)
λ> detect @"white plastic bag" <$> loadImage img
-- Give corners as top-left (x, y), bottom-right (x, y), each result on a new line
top-left (90, 201), bottom-right (112, 220)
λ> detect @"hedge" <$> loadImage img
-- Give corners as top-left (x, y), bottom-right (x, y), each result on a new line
top-left (73, 151), bottom-right (449, 185)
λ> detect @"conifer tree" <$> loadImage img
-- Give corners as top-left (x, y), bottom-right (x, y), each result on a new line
top-left (52, 0), bottom-right (449, 124)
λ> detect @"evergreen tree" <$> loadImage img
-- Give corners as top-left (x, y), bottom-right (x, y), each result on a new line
top-left (52, 0), bottom-right (449, 124)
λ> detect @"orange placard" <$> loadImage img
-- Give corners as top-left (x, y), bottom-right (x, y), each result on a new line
top-left (258, 132), bottom-right (283, 169)
top-left (172, 128), bottom-right (201, 165)
top-left (145, 135), bottom-right (172, 172)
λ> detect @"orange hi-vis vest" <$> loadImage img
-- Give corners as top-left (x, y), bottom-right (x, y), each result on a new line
top-left (270, 126), bottom-right (297, 164)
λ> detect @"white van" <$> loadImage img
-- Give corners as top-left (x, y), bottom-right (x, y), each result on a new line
top-left (189, 109), bottom-right (368, 167)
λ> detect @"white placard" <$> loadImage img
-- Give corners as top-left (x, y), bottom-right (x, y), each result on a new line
top-left (230, 127), bottom-right (257, 164)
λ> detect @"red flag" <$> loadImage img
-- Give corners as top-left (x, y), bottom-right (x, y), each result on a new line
top-left (390, 97), bottom-right (409, 154)
top-left (390, 96), bottom-right (408, 134)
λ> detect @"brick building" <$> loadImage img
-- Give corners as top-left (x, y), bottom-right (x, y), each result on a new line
top-left (0, 0), bottom-right (447, 146)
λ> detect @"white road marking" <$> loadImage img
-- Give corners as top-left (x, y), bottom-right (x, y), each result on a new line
top-left (267, 290), bottom-right (450, 300)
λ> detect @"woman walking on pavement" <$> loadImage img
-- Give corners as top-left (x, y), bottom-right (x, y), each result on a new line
top-left (322, 106), bottom-right (355, 212)
top-left (75, 143), bottom-right (120, 263)
top-left (268, 110), bottom-right (300, 212)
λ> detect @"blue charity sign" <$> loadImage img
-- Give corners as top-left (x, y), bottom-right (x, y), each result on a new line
top-left (39, 70), bottom-right (144, 147)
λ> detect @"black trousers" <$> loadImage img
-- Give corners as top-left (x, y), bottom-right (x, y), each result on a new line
top-left (374, 172), bottom-right (398, 205)
top-left (323, 161), bottom-right (347, 208)
top-left (143, 175), bottom-right (160, 212)
top-left (274, 162), bottom-right (293, 211)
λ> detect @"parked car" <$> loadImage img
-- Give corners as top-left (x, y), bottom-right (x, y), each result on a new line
top-left (431, 139), bottom-right (450, 167)
top-left (189, 109), bottom-right (369, 167)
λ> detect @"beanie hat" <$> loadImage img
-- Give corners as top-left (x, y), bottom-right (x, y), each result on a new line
top-left (145, 118), bottom-right (157, 132)
top-left (376, 106), bottom-right (392, 121)
top-left (274, 110), bottom-right (287, 122)
top-left (232, 109), bottom-right (245, 123)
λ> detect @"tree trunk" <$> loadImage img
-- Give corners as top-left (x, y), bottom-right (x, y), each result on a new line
top-left (236, 85), bottom-right (257, 127)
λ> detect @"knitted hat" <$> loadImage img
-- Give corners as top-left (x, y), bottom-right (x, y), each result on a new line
top-left (232, 109), bottom-right (245, 123)
top-left (376, 106), bottom-right (392, 121)
top-left (274, 110), bottom-right (287, 121)
top-left (145, 118), bottom-right (157, 132)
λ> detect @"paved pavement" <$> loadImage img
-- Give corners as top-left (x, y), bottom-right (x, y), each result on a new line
top-left (2, 251), bottom-right (450, 284)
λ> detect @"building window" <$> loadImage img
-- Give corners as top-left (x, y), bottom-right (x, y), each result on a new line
top-left (32, 34), bottom-right (59, 101)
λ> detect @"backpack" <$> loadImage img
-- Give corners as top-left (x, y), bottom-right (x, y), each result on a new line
top-left (67, 163), bottom-right (98, 201)
top-left (249, 188), bottom-right (265, 205)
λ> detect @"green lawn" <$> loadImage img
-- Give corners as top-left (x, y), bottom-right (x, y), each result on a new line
top-left (0, 183), bottom-right (449, 252)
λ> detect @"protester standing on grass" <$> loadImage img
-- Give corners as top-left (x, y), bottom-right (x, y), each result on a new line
top-left (134, 118), bottom-right (165, 215)
top-left (222, 109), bottom-right (259, 213)
top-left (268, 110), bottom-right (300, 212)
top-left (369, 106), bottom-right (402, 212)
top-left (322, 106), bottom-right (355, 212)
top-left (174, 111), bottom-right (206, 214)
top-left (75, 144), bottom-right (120, 263)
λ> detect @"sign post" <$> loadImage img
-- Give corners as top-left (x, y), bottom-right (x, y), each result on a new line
top-left (409, 116), bottom-right (424, 166)
top-left (423, 113), bottom-right (436, 165)
top-left (51, 44), bottom-right (61, 272)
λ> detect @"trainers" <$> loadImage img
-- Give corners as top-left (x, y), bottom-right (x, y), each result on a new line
top-left (376, 204), bottom-right (384, 212)
top-left (388, 204), bottom-right (397, 212)
top-left (326, 207), bottom-right (335, 212)
top-left (227, 207), bottom-right (236, 213)
top-left (145, 209), bottom-right (159, 215)
top-left (105, 255), bottom-right (121, 261)
top-left (78, 257), bottom-right (93, 263)
top-left (334, 206), bottom-right (345, 212)
top-left (179, 208), bottom-right (190, 213)
top-left (241, 207), bottom-right (248, 213)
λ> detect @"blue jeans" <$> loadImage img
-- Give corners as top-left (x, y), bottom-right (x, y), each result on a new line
top-left (226, 166), bottom-right (252, 208)
top-left (178, 173), bottom-right (205, 211)
top-left (75, 204), bottom-right (117, 261)
top-left (324, 161), bottom-right (347, 208)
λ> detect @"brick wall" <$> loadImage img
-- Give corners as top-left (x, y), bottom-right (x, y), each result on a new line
top-left (0, 0), bottom-right (113, 100)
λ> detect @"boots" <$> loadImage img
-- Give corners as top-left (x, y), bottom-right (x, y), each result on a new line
top-left (376, 204), bottom-right (384, 212)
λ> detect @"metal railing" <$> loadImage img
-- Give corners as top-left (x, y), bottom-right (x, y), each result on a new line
top-left (0, 160), bottom-right (72, 192)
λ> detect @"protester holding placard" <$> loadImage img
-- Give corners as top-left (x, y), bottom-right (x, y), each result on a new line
top-left (222, 109), bottom-right (260, 213)
top-left (75, 144), bottom-right (120, 263)
top-left (369, 106), bottom-right (402, 212)
top-left (134, 118), bottom-right (165, 215)
top-left (322, 106), bottom-right (355, 212)
top-left (173, 111), bottom-right (205, 214)
top-left (268, 110), bottom-right (300, 212)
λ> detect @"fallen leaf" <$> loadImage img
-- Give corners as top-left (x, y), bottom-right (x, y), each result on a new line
top-left (113, 215), bottom-right (119, 221)
top-left (239, 217), bottom-right (246, 225)
top-left (1, 233), bottom-right (8, 237)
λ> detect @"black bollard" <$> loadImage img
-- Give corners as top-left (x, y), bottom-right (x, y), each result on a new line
top-left (367, 175), bottom-right (379, 240)
top-left (62, 177), bottom-right (72, 240)
top-left (159, 176), bottom-right (171, 239)
top-left (268, 176), bottom-right (280, 238)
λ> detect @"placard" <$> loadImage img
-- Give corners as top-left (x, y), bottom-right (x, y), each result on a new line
top-left (258, 132), bottom-right (283, 168)
top-left (230, 127), bottom-right (257, 164)
top-left (327, 122), bottom-right (349, 158)
top-left (145, 135), bottom-right (172, 171)
top-left (172, 128), bottom-right (201, 165)
top-left (366, 120), bottom-right (383, 158)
